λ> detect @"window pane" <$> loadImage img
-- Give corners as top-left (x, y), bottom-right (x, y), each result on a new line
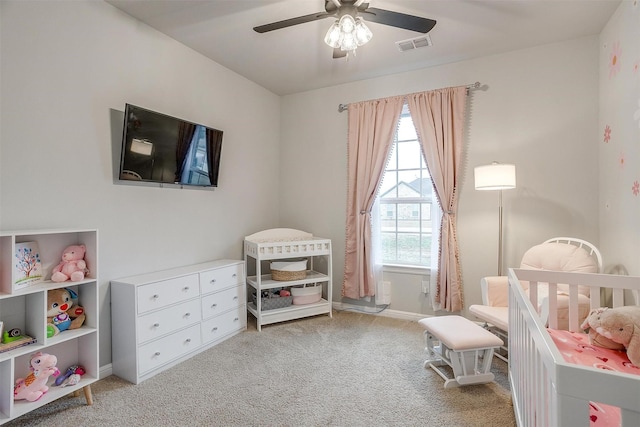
top-left (397, 233), bottom-right (421, 264)
top-left (397, 203), bottom-right (418, 232)
top-left (397, 140), bottom-right (421, 170)
top-left (380, 203), bottom-right (396, 231)
top-left (421, 235), bottom-right (432, 266)
top-left (381, 232), bottom-right (397, 263)
top-left (379, 171), bottom-right (397, 198)
top-left (421, 203), bottom-right (432, 231)
top-left (397, 170), bottom-right (421, 198)
top-left (397, 116), bottom-right (417, 140)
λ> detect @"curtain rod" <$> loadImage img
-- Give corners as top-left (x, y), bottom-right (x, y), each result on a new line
top-left (337, 81), bottom-right (481, 113)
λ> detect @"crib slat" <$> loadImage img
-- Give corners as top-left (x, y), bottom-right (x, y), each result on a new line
top-left (613, 288), bottom-right (624, 307)
top-left (548, 283), bottom-right (558, 329)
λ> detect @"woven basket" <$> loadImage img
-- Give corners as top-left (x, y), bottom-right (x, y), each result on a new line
top-left (251, 293), bottom-right (293, 311)
top-left (271, 269), bottom-right (307, 281)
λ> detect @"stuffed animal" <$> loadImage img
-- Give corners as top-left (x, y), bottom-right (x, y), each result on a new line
top-left (14, 352), bottom-right (59, 401)
top-left (46, 288), bottom-right (85, 337)
top-left (581, 306), bottom-right (640, 366)
top-left (51, 244), bottom-right (88, 283)
top-left (581, 307), bottom-right (626, 350)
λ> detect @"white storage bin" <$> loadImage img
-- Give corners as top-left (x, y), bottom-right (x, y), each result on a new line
top-left (291, 284), bottom-right (322, 305)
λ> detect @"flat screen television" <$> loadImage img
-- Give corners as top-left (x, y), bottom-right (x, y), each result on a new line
top-left (119, 104), bottom-right (223, 187)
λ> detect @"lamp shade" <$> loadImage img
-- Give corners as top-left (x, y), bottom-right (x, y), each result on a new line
top-left (474, 163), bottom-right (516, 190)
top-left (130, 138), bottom-right (153, 156)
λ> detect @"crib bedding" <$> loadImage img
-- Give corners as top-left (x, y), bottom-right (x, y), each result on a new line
top-left (548, 329), bottom-right (640, 427)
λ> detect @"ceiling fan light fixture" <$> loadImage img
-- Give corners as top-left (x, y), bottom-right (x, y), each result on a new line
top-left (324, 21), bottom-right (342, 48)
top-left (340, 33), bottom-right (357, 52)
top-left (339, 14), bottom-right (356, 33)
top-left (354, 17), bottom-right (372, 46)
top-left (324, 14), bottom-right (372, 55)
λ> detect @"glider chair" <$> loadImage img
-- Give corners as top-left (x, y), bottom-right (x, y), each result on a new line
top-left (469, 237), bottom-right (603, 361)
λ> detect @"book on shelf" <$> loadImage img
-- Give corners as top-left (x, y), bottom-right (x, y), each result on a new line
top-left (0, 335), bottom-right (37, 353)
top-left (14, 241), bottom-right (43, 289)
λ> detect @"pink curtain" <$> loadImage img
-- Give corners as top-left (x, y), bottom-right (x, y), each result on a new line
top-left (341, 97), bottom-right (404, 299)
top-left (407, 86), bottom-right (467, 311)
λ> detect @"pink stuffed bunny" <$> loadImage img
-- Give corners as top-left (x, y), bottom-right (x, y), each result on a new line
top-left (14, 352), bottom-right (59, 401)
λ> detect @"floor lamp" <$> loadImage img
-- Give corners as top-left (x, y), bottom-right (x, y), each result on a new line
top-left (474, 162), bottom-right (517, 275)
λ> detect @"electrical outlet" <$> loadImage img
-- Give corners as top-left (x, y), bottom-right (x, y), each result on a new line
top-left (421, 280), bottom-right (429, 294)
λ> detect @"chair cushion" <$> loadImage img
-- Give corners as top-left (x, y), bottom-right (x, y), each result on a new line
top-left (520, 242), bottom-right (599, 296)
top-left (468, 305), bottom-right (508, 331)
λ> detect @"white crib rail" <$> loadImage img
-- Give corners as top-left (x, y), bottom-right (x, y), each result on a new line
top-left (508, 268), bottom-right (640, 427)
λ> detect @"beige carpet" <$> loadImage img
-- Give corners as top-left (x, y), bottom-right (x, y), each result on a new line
top-left (8, 310), bottom-right (516, 426)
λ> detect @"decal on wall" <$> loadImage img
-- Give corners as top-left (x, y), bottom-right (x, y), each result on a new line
top-left (609, 41), bottom-right (621, 78)
top-left (604, 124), bottom-right (612, 143)
top-left (633, 181), bottom-right (639, 196)
top-left (619, 152), bottom-right (625, 168)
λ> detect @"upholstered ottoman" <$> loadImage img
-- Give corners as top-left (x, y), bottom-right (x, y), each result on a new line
top-left (418, 315), bottom-right (503, 388)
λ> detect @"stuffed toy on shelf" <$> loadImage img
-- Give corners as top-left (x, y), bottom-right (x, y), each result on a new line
top-left (46, 288), bottom-right (85, 337)
top-left (51, 244), bottom-right (89, 283)
top-left (14, 351), bottom-right (59, 401)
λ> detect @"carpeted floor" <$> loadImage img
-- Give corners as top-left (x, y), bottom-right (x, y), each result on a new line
top-left (7, 310), bottom-right (516, 426)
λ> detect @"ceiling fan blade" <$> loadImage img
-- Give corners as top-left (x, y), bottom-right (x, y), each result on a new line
top-left (253, 12), bottom-right (332, 33)
top-left (363, 8), bottom-right (436, 33)
top-left (333, 48), bottom-right (347, 59)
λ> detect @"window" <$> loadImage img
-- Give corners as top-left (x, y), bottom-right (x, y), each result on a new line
top-left (377, 105), bottom-right (439, 267)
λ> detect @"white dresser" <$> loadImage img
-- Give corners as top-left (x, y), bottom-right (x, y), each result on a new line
top-left (111, 260), bottom-right (246, 384)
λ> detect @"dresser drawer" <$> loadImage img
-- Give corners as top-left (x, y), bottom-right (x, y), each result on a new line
top-left (138, 324), bottom-right (202, 375)
top-left (201, 285), bottom-right (245, 320)
top-left (137, 274), bottom-right (200, 314)
top-left (201, 305), bottom-right (246, 344)
top-left (200, 263), bottom-right (244, 295)
top-left (137, 299), bottom-right (202, 344)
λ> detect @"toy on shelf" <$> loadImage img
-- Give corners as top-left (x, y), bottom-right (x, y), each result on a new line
top-left (51, 244), bottom-right (88, 283)
top-left (14, 352), bottom-right (59, 401)
top-left (55, 364), bottom-right (85, 387)
top-left (46, 288), bottom-right (85, 337)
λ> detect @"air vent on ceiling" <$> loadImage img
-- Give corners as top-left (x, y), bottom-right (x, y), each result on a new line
top-left (395, 35), bottom-right (433, 52)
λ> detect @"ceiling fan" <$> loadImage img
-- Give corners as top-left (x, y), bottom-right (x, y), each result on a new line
top-left (253, 0), bottom-right (436, 59)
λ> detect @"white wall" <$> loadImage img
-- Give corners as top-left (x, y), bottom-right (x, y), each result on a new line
top-left (0, 1), bottom-right (281, 365)
top-left (598, 0), bottom-right (640, 277)
top-left (280, 36), bottom-right (601, 317)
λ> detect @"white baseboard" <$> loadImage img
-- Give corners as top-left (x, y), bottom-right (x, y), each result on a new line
top-left (100, 363), bottom-right (113, 379)
top-left (333, 302), bottom-right (427, 322)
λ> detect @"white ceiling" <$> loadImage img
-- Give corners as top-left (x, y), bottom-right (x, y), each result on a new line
top-left (106, 0), bottom-right (620, 96)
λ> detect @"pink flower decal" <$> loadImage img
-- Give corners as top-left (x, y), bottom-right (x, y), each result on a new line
top-left (633, 181), bottom-right (640, 196)
top-left (604, 124), bottom-right (611, 143)
top-left (609, 41), bottom-right (621, 78)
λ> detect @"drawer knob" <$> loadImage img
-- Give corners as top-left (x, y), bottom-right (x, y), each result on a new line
top-left (183, 286), bottom-right (190, 291)
top-left (210, 279), bottom-right (216, 284)
top-left (233, 296), bottom-right (238, 300)
top-left (153, 323), bottom-right (160, 327)
top-left (152, 294), bottom-right (159, 299)
top-left (185, 312), bottom-right (191, 317)
top-left (234, 317), bottom-right (239, 322)
top-left (186, 338), bottom-right (191, 343)
top-left (211, 327), bottom-right (218, 332)
top-left (154, 352), bottom-right (161, 357)
top-left (211, 303), bottom-right (217, 308)
top-left (232, 273), bottom-right (237, 277)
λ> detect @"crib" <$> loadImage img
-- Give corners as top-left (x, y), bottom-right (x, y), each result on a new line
top-left (508, 268), bottom-right (640, 427)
